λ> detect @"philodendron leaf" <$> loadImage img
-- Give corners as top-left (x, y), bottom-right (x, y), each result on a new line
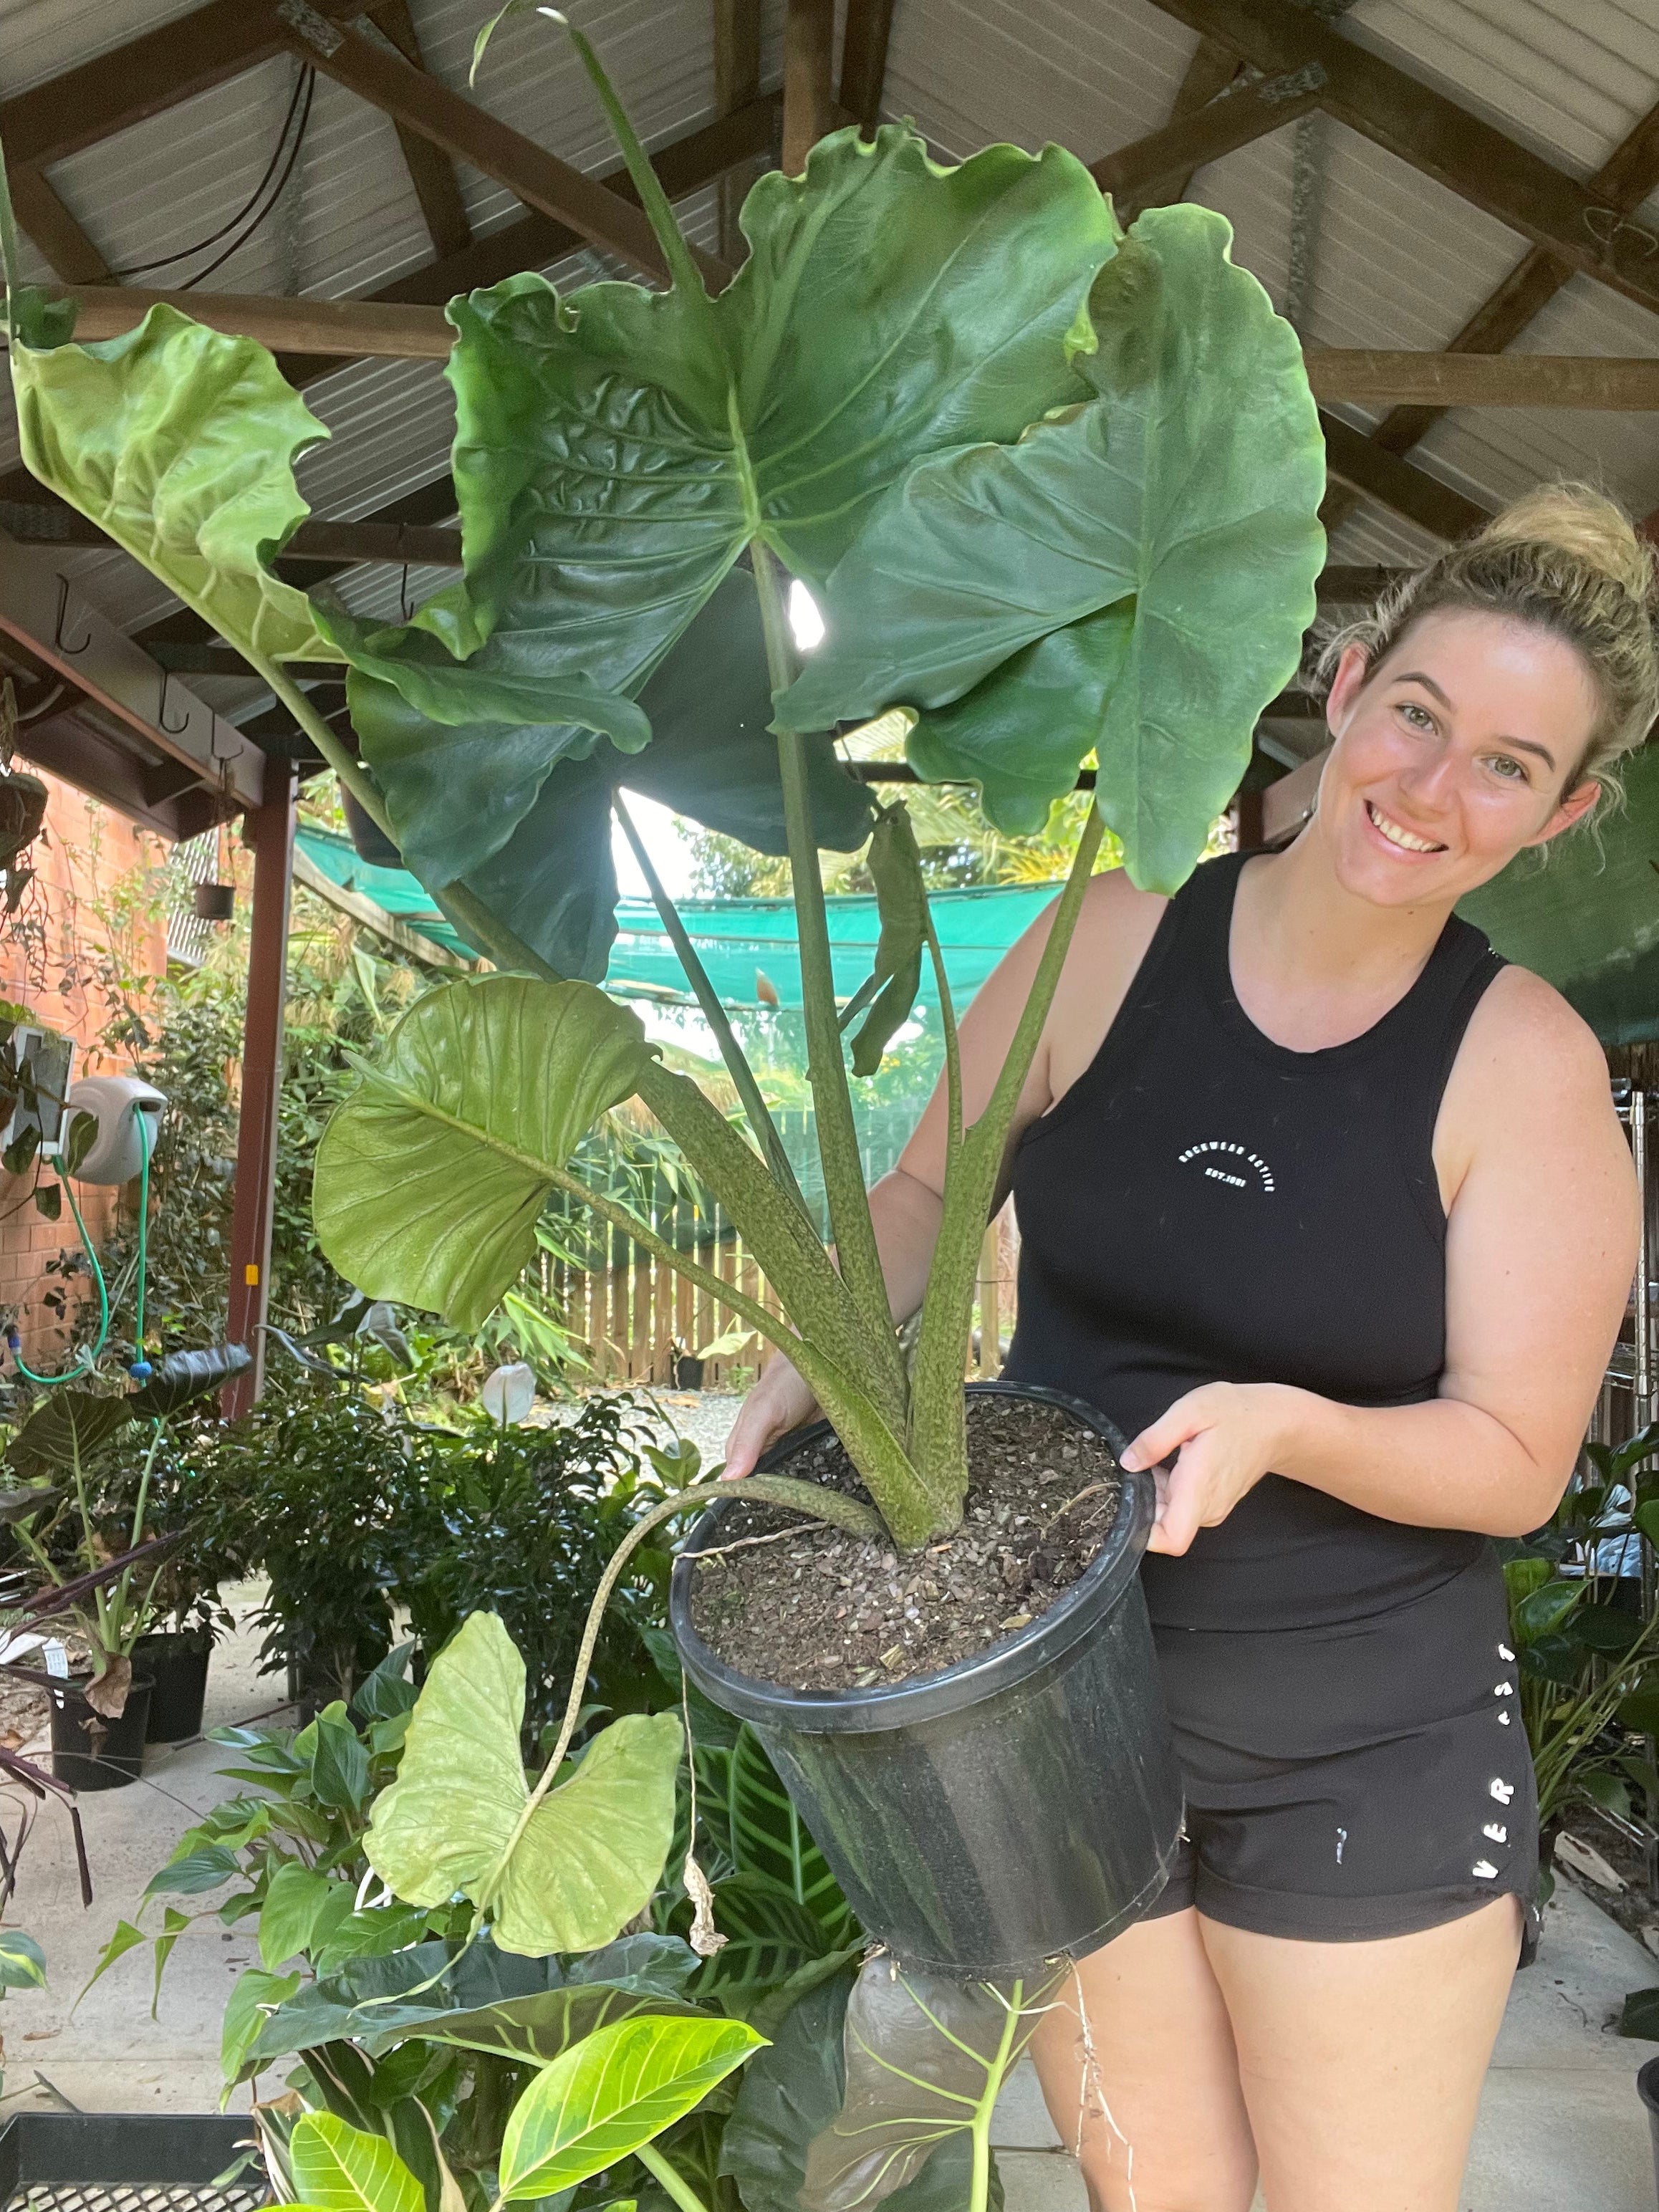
top-left (9, 304), bottom-right (335, 665)
top-left (497, 2013), bottom-right (764, 2201)
top-left (289, 2113), bottom-right (424, 2212)
top-left (0, 1930), bottom-right (45, 1989)
top-left (313, 975), bottom-right (655, 1329)
top-left (721, 1971), bottom-right (993, 2212)
top-left (363, 1612), bottom-right (683, 1955)
top-left (324, 118), bottom-right (1114, 903)
top-left (799, 1956), bottom-right (1050, 2211)
top-left (130, 1342), bottom-right (252, 1417)
top-left (784, 204), bottom-right (1325, 891)
top-left (850, 804), bottom-right (927, 1079)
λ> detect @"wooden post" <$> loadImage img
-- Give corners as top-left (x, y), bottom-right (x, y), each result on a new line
top-left (782, 0), bottom-right (835, 175)
top-left (223, 759), bottom-right (297, 1419)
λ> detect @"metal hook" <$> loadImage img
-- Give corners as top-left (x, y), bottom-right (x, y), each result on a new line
top-left (398, 564), bottom-right (413, 623)
top-left (1585, 206), bottom-right (1659, 260)
top-left (52, 577), bottom-right (93, 656)
top-left (156, 668), bottom-right (193, 737)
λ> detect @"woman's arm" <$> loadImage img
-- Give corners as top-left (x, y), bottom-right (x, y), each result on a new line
top-left (723, 867), bottom-right (1163, 1476)
top-left (1123, 968), bottom-right (1639, 1552)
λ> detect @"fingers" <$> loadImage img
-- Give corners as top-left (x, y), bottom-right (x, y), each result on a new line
top-left (721, 1409), bottom-right (771, 1481)
top-left (1120, 1386), bottom-right (1217, 1473)
top-left (1145, 1460), bottom-right (1202, 1556)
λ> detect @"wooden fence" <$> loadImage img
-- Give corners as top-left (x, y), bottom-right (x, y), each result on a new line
top-left (552, 1107), bottom-right (1021, 1390)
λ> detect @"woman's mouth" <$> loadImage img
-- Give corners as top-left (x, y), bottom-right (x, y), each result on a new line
top-left (1365, 801), bottom-right (1447, 856)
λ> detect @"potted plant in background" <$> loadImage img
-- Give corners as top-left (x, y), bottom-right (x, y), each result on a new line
top-left (0, 9), bottom-right (1322, 1981)
top-left (1, 1347), bottom-right (249, 1786)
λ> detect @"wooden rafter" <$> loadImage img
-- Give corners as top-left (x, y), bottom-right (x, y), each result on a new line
top-left (1092, 70), bottom-right (1322, 203)
top-left (1320, 413), bottom-right (1490, 544)
top-left (1323, 94), bottom-right (1659, 531)
top-left (7, 168), bottom-right (111, 284)
top-left (0, 0), bottom-right (360, 169)
top-left (840, 0), bottom-right (898, 137)
top-left (1146, 0), bottom-right (1659, 322)
top-left (274, 4), bottom-right (728, 288)
top-left (713, 0), bottom-right (763, 263)
top-left (363, 0), bottom-right (473, 261)
top-left (783, 0), bottom-right (837, 176)
top-left (1116, 37), bottom-right (1240, 223)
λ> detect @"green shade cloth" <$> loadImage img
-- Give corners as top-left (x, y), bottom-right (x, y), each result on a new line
top-left (299, 787), bottom-right (1659, 1043)
top-left (294, 826), bottom-right (1053, 1010)
top-left (1458, 744), bottom-right (1659, 1047)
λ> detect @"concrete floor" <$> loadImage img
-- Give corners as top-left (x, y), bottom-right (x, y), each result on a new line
top-left (6, 1525), bottom-right (1659, 2206)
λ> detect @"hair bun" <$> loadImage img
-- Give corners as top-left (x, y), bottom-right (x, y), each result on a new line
top-left (1474, 482), bottom-right (1657, 605)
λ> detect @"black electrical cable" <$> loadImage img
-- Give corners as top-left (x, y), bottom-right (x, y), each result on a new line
top-left (105, 65), bottom-right (314, 284)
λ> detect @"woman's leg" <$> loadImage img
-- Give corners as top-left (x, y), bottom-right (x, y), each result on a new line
top-left (1029, 1905), bottom-right (1259, 2212)
top-left (1199, 1894), bottom-right (1521, 2212)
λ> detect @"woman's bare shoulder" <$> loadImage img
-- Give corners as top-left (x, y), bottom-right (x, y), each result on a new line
top-left (1449, 961), bottom-right (1623, 1161)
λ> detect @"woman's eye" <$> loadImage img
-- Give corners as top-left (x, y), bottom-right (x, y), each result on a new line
top-left (1398, 700), bottom-right (1435, 731)
top-left (1486, 754), bottom-right (1528, 782)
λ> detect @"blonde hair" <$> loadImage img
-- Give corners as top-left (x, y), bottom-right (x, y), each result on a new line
top-left (1318, 483), bottom-right (1659, 807)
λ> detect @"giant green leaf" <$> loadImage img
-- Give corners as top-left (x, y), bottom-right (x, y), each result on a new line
top-left (721, 1972), bottom-right (993, 2212)
top-left (783, 206), bottom-right (1325, 889)
top-left (496, 2013), bottom-right (764, 2200)
top-left (363, 1612), bottom-right (683, 1955)
top-left (10, 304), bottom-right (335, 665)
top-left (323, 121), bottom-right (1115, 896)
top-left (313, 976), bottom-right (655, 1329)
top-left (347, 570), bottom-right (872, 978)
top-left (246, 1933), bottom-right (701, 2066)
top-left (288, 2115), bottom-right (424, 2212)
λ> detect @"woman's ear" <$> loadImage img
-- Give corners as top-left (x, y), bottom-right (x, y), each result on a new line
top-left (1324, 642), bottom-right (1371, 736)
top-left (1527, 777), bottom-right (1601, 849)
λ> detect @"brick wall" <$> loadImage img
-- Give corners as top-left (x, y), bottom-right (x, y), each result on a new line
top-left (0, 775), bottom-right (172, 1363)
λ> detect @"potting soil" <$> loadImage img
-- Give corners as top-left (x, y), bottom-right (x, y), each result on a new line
top-left (690, 1394), bottom-right (1120, 1691)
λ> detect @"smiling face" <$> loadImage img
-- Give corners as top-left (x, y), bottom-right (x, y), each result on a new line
top-left (1314, 607), bottom-right (1604, 908)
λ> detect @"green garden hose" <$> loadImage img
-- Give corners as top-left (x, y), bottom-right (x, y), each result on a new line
top-left (6, 1105), bottom-right (151, 1385)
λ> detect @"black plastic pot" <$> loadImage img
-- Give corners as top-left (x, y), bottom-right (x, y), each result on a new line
top-left (133, 1630), bottom-right (213, 1742)
top-left (47, 1675), bottom-right (153, 1792)
top-left (675, 1355), bottom-right (706, 1390)
top-left (671, 1380), bottom-right (1184, 1976)
top-left (1637, 2054), bottom-right (1659, 2201)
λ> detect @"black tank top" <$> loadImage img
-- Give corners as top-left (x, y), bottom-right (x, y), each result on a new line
top-left (1004, 850), bottom-right (1507, 1632)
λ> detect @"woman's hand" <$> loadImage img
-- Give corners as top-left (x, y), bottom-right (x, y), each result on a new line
top-left (722, 1353), bottom-right (821, 1480)
top-left (1120, 1382), bottom-right (1304, 1555)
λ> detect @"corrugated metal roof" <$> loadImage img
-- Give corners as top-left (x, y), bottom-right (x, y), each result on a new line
top-left (0, 0), bottom-right (1655, 692)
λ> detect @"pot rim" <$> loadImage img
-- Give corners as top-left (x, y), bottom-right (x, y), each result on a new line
top-left (670, 1379), bottom-right (1154, 1734)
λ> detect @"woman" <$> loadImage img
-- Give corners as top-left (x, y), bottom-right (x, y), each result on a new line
top-left (725, 485), bottom-right (1654, 2211)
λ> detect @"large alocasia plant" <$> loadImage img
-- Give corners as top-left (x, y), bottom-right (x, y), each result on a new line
top-left (0, 9), bottom-right (1324, 1557)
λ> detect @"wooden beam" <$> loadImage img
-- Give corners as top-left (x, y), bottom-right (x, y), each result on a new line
top-left (1145, 0), bottom-right (1659, 323)
top-left (1320, 411), bottom-right (1491, 543)
top-left (364, 0), bottom-right (473, 261)
top-left (782, 0), bottom-right (836, 175)
top-left (1306, 352), bottom-right (1659, 410)
top-left (0, 542), bottom-right (264, 811)
top-left (9, 169), bottom-right (112, 284)
top-left (1117, 37), bottom-right (1241, 223)
top-left (1323, 95), bottom-right (1659, 529)
top-left (0, 0), bottom-right (360, 169)
top-left (840, 0), bottom-right (898, 137)
top-left (276, 5), bottom-right (729, 289)
top-left (1091, 65), bottom-right (1319, 202)
top-left (713, 0), bottom-right (763, 264)
top-left (1, 502), bottom-right (462, 569)
top-left (62, 285), bottom-right (452, 358)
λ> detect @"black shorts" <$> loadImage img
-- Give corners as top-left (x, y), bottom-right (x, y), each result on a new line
top-left (1143, 1550), bottom-right (1540, 1956)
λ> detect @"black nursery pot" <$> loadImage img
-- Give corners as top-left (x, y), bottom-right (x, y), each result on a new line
top-left (670, 1380), bottom-right (1184, 1977)
top-left (47, 1675), bottom-right (153, 1792)
top-left (133, 1630), bottom-right (213, 1742)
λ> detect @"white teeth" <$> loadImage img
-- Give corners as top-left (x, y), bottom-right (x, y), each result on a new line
top-left (1367, 802), bottom-right (1444, 854)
